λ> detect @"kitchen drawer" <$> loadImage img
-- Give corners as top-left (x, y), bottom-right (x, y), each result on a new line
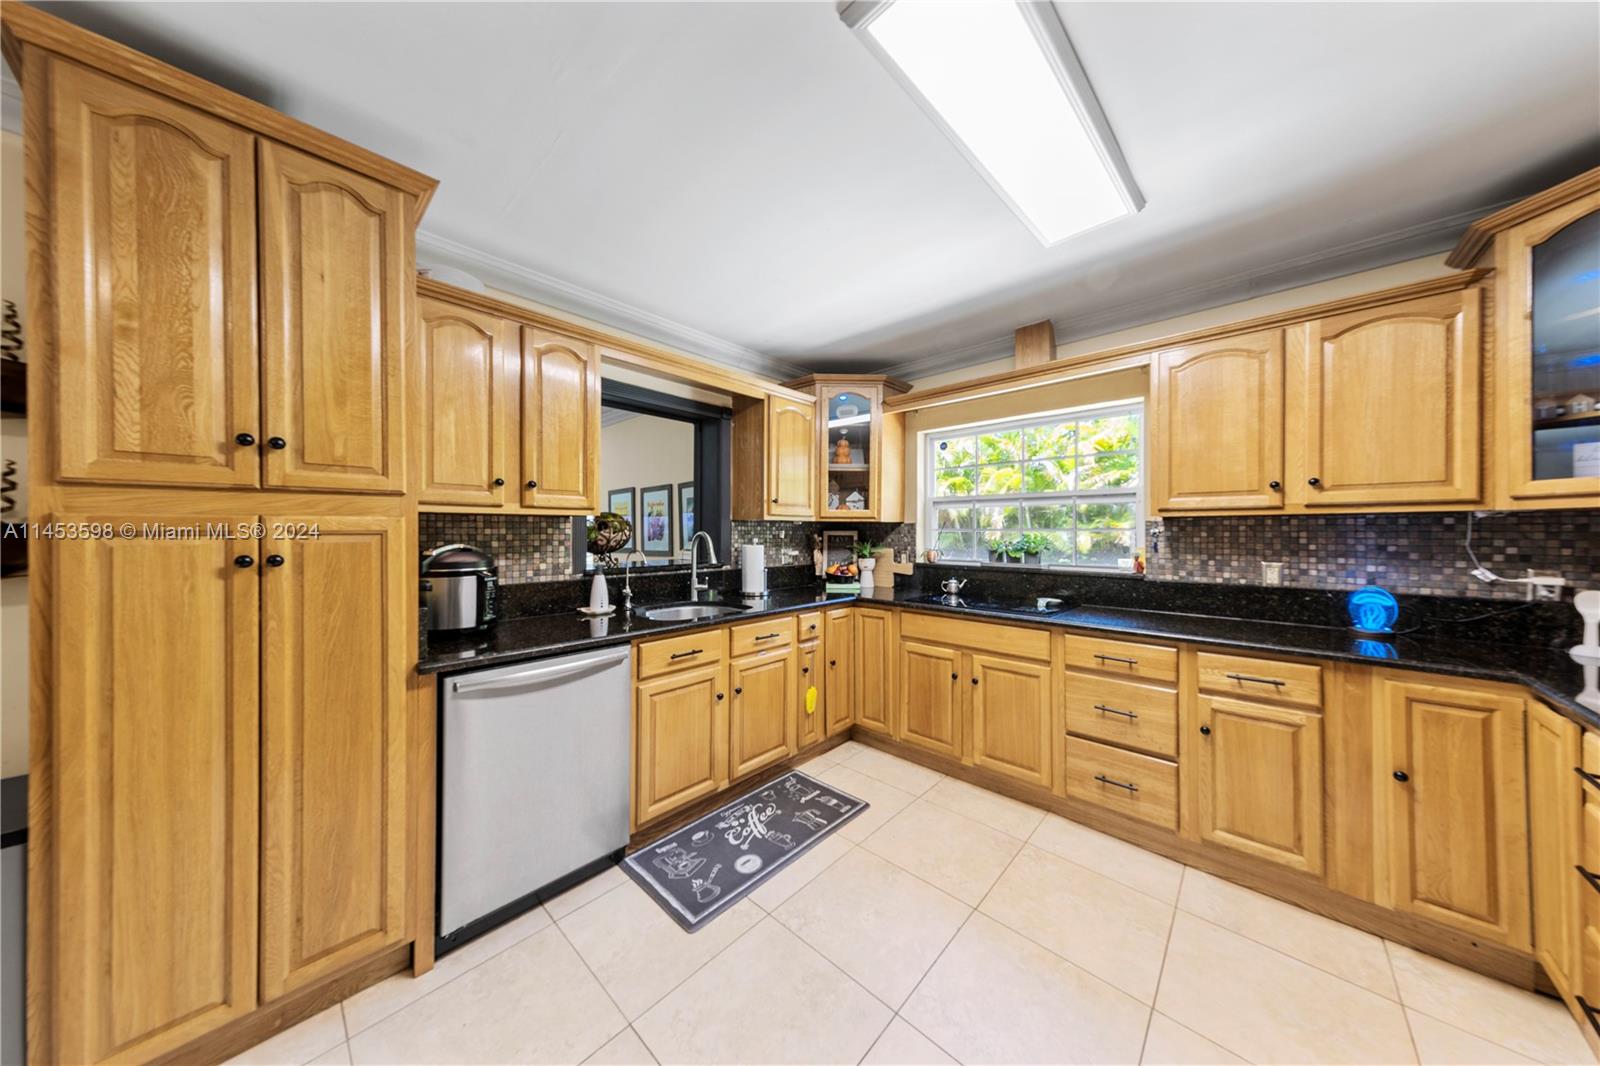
top-left (1063, 633), bottom-right (1178, 685)
top-left (1064, 737), bottom-right (1178, 830)
top-left (1196, 651), bottom-right (1322, 708)
top-left (1585, 731), bottom-right (1600, 783)
top-left (900, 611), bottom-right (1051, 661)
top-left (797, 611), bottom-right (823, 642)
top-left (729, 615), bottom-right (797, 658)
top-left (1063, 672), bottom-right (1179, 759)
top-left (636, 628), bottom-right (728, 679)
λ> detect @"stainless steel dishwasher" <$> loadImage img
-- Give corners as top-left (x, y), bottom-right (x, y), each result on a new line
top-left (438, 645), bottom-right (632, 954)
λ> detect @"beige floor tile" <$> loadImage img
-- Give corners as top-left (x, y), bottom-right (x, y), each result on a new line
top-left (227, 1005), bottom-right (346, 1065)
top-left (1178, 868), bottom-right (1396, 999)
top-left (862, 800), bottom-right (1022, 905)
top-left (1387, 942), bottom-right (1591, 1064)
top-left (979, 843), bottom-right (1173, 1003)
top-left (342, 904), bottom-right (553, 1035)
top-left (861, 1018), bottom-right (957, 1065)
top-left (795, 744), bottom-right (847, 771)
top-left (1029, 813), bottom-right (1184, 903)
top-left (633, 918), bottom-right (892, 1064)
top-left (559, 881), bottom-right (762, 1019)
top-left (810, 763), bottom-right (918, 841)
top-left (921, 776), bottom-right (1046, 839)
top-left (1140, 1013), bottom-right (1245, 1065)
top-left (745, 832), bottom-right (854, 912)
top-left (583, 1026), bottom-right (658, 1065)
top-left (545, 863), bottom-right (629, 920)
top-left (773, 847), bottom-right (970, 1007)
top-left (844, 745), bottom-right (944, 795)
top-left (1407, 1008), bottom-right (1538, 1065)
top-left (305, 1045), bottom-right (351, 1066)
top-left (348, 926), bottom-right (625, 1065)
top-left (827, 739), bottom-right (874, 763)
top-left (1156, 912), bottom-right (1415, 1065)
top-left (901, 913), bottom-right (1151, 1065)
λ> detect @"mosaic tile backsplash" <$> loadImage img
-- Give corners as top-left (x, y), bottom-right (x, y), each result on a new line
top-left (1147, 509), bottom-right (1600, 599)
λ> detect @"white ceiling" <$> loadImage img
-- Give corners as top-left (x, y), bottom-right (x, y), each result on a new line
top-left (31, 1), bottom-right (1600, 378)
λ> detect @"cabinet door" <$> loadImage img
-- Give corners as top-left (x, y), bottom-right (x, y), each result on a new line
top-left (1294, 291), bottom-right (1480, 506)
top-left (521, 326), bottom-right (600, 512)
top-left (49, 60), bottom-right (260, 488)
top-left (260, 142), bottom-right (407, 492)
top-left (1152, 329), bottom-right (1285, 511)
top-left (855, 608), bottom-right (895, 735)
top-left (730, 651), bottom-right (796, 779)
top-left (1196, 696), bottom-right (1324, 875)
top-left (823, 608), bottom-right (856, 736)
top-left (970, 654), bottom-right (1052, 787)
top-left (636, 662), bottom-right (729, 824)
top-left (767, 396), bottom-right (816, 517)
top-left (1528, 703), bottom-right (1583, 998)
top-left (797, 641), bottom-right (823, 750)
top-left (418, 297), bottom-right (514, 506)
top-left (261, 516), bottom-right (410, 1000)
top-left (52, 519), bottom-right (259, 1063)
top-left (897, 640), bottom-right (962, 759)
top-left (1382, 679), bottom-right (1530, 948)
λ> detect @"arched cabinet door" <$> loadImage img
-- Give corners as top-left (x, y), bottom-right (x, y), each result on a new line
top-left (260, 141), bottom-right (407, 493)
top-left (1152, 329), bottom-right (1285, 512)
top-left (520, 326), bottom-right (600, 512)
top-left (49, 59), bottom-right (261, 488)
top-left (417, 297), bottom-right (513, 506)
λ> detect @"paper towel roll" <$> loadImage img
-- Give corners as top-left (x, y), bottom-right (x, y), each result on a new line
top-left (741, 544), bottom-right (767, 596)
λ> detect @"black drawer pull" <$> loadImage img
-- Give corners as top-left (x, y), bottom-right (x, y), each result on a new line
top-left (1225, 672), bottom-right (1285, 688)
top-left (1094, 653), bottom-right (1138, 666)
top-left (754, 633), bottom-right (782, 641)
top-left (1094, 704), bottom-right (1138, 720)
top-left (1578, 996), bottom-right (1600, 1038)
top-left (493, 477), bottom-right (505, 486)
top-left (1576, 766), bottom-right (1600, 789)
top-left (669, 649), bottom-right (703, 660)
top-left (234, 432), bottom-right (256, 446)
top-left (1093, 774), bottom-right (1139, 793)
top-left (1199, 724), bottom-right (1211, 736)
top-left (1393, 770), bottom-right (1409, 783)
top-left (1578, 865), bottom-right (1600, 896)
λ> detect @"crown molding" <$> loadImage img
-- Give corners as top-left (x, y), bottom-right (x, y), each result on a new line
top-left (415, 229), bottom-right (808, 383)
top-left (880, 196), bottom-right (1517, 383)
top-left (1, 67), bottom-right (21, 135)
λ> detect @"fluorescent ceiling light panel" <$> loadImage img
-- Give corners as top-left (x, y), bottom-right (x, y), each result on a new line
top-left (846, 0), bottom-right (1142, 245)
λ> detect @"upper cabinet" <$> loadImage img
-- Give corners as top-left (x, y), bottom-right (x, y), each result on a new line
top-left (520, 326), bottom-right (600, 512)
top-left (418, 297), bottom-right (514, 506)
top-left (809, 377), bottom-right (909, 522)
top-left (732, 390), bottom-right (818, 522)
top-left (1151, 329), bottom-right (1286, 512)
top-left (259, 142), bottom-right (408, 493)
top-left (1289, 289), bottom-right (1481, 507)
top-left (49, 60), bottom-right (262, 488)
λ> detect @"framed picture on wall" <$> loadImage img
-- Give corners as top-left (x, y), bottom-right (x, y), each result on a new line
top-left (678, 482), bottom-right (695, 549)
top-left (606, 488), bottom-right (636, 551)
top-left (640, 484), bottom-right (674, 557)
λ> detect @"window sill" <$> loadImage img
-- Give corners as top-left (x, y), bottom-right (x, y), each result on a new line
top-left (924, 559), bottom-right (1144, 579)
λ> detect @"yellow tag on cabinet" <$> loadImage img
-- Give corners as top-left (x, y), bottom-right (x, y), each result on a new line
top-left (806, 686), bottom-right (817, 714)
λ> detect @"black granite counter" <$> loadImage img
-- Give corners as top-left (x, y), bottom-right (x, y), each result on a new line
top-left (421, 579), bottom-right (1600, 728)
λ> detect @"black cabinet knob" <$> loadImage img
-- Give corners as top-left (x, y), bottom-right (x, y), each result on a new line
top-left (951, 672), bottom-right (958, 680)
top-left (267, 436), bottom-right (287, 450)
top-left (829, 659), bottom-right (837, 667)
top-left (493, 477), bottom-right (505, 487)
top-left (971, 677), bottom-right (979, 686)
top-left (234, 432), bottom-right (256, 446)
top-left (1308, 477), bottom-right (1320, 486)
top-left (801, 666), bottom-right (809, 675)
top-left (1268, 480), bottom-right (1281, 490)
top-left (1393, 769), bottom-right (1409, 782)
top-left (734, 686), bottom-right (743, 695)
top-left (233, 555), bottom-right (254, 569)
top-left (716, 693), bottom-right (725, 701)
top-left (266, 554), bottom-right (285, 568)
top-left (771, 497), bottom-right (778, 504)
top-left (526, 480), bottom-right (537, 489)
top-left (1199, 724), bottom-right (1211, 735)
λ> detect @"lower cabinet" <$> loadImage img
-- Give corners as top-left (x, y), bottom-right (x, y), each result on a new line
top-left (898, 640), bottom-right (962, 759)
top-left (635, 661), bottom-right (729, 825)
top-left (1528, 702), bottom-right (1583, 1001)
top-left (1195, 695), bottom-right (1324, 875)
top-left (1379, 676), bottom-right (1530, 949)
top-left (729, 649), bottom-right (796, 779)
top-left (855, 607), bottom-right (896, 735)
top-left (796, 639), bottom-right (823, 750)
top-left (823, 607), bottom-right (856, 736)
top-left (970, 653), bottom-right (1052, 788)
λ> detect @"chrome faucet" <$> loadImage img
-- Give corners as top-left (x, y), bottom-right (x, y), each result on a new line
top-left (688, 531), bottom-right (718, 600)
top-left (621, 549), bottom-right (648, 615)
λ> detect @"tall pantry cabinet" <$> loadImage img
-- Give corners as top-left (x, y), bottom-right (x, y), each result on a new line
top-left (5, 5), bottom-right (440, 1063)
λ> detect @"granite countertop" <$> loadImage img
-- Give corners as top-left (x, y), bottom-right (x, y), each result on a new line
top-left (420, 583), bottom-right (1600, 728)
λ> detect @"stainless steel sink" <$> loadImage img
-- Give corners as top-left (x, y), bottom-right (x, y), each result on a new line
top-left (641, 602), bottom-right (752, 622)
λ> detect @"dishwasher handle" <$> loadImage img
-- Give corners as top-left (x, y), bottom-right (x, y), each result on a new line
top-left (450, 649), bottom-right (629, 694)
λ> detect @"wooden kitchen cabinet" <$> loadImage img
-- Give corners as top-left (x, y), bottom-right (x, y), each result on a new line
top-left (1289, 289), bottom-right (1481, 507)
top-left (1528, 702), bottom-right (1584, 999)
top-left (260, 516), bottom-right (411, 1000)
top-left (520, 325), bottom-right (601, 512)
top-left (1195, 696), bottom-right (1324, 875)
top-left (854, 607), bottom-right (896, 736)
top-left (260, 141), bottom-right (408, 493)
top-left (1151, 328), bottom-right (1285, 512)
top-left (418, 297), bottom-right (516, 506)
top-left (824, 608), bottom-right (856, 735)
top-left (796, 639), bottom-right (824, 750)
top-left (970, 653), bottom-right (1053, 788)
top-left (898, 639), bottom-right (963, 760)
top-left (729, 649), bottom-right (797, 779)
top-left (731, 393), bottom-right (817, 521)
top-left (1379, 676), bottom-right (1530, 948)
top-left (635, 661), bottom-right (730, 825)
top-left (49, 60), bottom-right (262, 490)
top-left (50, 521), bottom-right (261, 1063)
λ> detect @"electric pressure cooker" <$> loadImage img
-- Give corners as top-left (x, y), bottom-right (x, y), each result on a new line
top-left (421, 544), bottom-right (498, 632)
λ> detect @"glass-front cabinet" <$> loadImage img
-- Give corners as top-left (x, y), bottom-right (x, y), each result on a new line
top-left (787, 375), bottom-right (910, 522)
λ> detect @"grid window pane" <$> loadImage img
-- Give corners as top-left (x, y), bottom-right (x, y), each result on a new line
top-left (1076, 501), bottom-right (1135, 529)
top-left (977, 429), bottom-right (1023, 464)
top-left (935, 505), bottom-right (973, 530)
top-left (1079, 451), bottom-right (1139, 490)
top-left (1076, 528), bottom-right (1135, 566)
top-left (935, 466), bottom-right (976, 497)
top-left (976, 504), bottom-right (1021, 530)
top-left (934, 530), bottom-right (977, 559)
top-left (935, 438), bottom-right (976, 469)
top-left (1025, 422), bottom-right (1075, 458)
top-left (1024, 503), bottom-right (1072, 529)
top-left (1024, 458), bottom-right (1074, 493)
top-left (976, 464), bottom-right (1023, 495)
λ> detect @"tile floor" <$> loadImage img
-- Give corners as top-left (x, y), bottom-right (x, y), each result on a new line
top-left (230, 741), bottom-right (1593, 1066)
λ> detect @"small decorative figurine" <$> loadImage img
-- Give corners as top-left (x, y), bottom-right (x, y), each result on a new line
top-left (833, 433), bottom-right (852, 464)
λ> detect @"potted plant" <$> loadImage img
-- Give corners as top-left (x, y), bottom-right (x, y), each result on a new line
top-left (853, 540), bottom-right (878, 588)
top-left (1016, 531), bottom-right (1052, 566)
top-left (986, 536), bottom-right (1011, 564)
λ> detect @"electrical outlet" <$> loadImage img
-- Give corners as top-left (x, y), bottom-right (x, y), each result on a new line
top-left (1525, 570), bottom-right (1567, 601)
top-left (1260, 561), bottom-right (1283, 586)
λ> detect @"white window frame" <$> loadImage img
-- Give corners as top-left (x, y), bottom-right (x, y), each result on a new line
top-left (920, 399), bottom-right (1145, 572)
